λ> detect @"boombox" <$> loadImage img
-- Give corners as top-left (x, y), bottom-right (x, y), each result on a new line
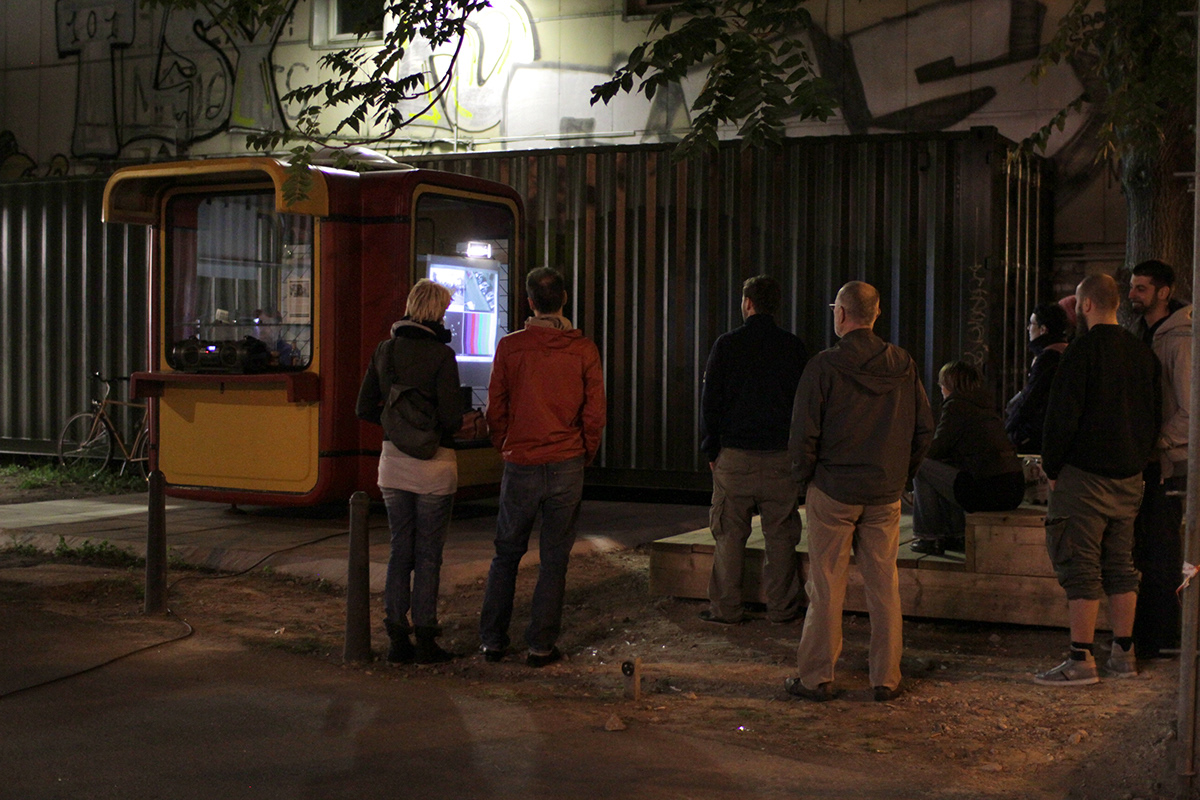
top-left (171, 336), bottom-right (271, 374)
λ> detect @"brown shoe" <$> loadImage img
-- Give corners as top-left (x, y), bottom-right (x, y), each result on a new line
top-left (784, 678), bottom-right (840, 702)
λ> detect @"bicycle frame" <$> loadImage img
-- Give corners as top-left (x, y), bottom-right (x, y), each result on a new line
top-left (58, 374), bottom-right (150, 477)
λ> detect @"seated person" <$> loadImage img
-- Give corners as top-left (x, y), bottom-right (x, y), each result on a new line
top-left (911, 361), bottom-right (1025, 555)
top-left (1005, 301), bottom-right (1071, 453)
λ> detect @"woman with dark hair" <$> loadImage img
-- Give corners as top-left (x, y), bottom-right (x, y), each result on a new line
top-left (911, 361), bottom-right (1025, 555)
top-left (1005, 301), bottom-right (1071, 453)
top-left (356, 279), bottom-right (465, 664)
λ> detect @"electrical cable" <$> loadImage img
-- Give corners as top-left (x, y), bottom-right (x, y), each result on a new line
top-left (0, 529), bottom-right (351, 700)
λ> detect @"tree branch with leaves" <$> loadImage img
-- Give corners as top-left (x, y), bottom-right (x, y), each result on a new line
top-left (591, 0), bottom-right (838, 161)
top-left (1027, 0), bottom-right (1196, 277)
top-left (148, 0), bottom-right (489, 200)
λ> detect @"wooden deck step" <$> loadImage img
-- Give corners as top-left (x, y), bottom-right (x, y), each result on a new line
top-left (648, 505), bottom-right (1106, 630)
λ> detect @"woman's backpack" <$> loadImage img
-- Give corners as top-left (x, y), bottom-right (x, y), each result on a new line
top-left (377, 340), bottom-right (440, 459)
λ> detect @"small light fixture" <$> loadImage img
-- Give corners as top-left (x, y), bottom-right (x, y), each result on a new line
top-left (465, 241), bottom-right (492, 259)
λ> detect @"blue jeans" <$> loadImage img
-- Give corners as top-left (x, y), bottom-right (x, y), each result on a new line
top-left (479, 456), bottom-right (585, 653)
top-left (381, 488), bottom-right (454, 631)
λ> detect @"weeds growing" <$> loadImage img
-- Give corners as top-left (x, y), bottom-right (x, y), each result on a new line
top-left (52, 537), bottom-right (142, 568)
top-left (0, 457), bottom-right (147, 494)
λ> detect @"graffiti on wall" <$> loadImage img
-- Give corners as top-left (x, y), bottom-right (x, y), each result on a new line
top-left (1, 132), bottom-right (69, 180)
top-left (56, 0), bottom-right (298, 158)
top-left (53, 0), bottom-right (1088, 163)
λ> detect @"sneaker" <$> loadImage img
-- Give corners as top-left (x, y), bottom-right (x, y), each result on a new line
top-left (784, 678), bottom-right (841, 702)
top-left (699, 609), bottom-right (744, 625)
top-left (1105, 641), bottom-right (1137, 677)
top-left (479, 646), bottom-right (505, 663)
top-left (526, 647), bottom-right (562, 668)
top-left (1033, 651), bottom-right (1100, 686)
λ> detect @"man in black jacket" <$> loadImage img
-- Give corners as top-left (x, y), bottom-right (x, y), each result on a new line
top-left (699, 275), bottom-right (809, 624)
top-left (1034, 274), bottom-right (1160, 686)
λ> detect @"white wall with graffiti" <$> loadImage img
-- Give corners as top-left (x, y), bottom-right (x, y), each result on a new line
top-left (0, 0), bottom-right (1123, 251)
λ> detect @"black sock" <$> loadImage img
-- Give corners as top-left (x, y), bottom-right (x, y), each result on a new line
top-left (1113, 636), bottom-right (1134, 650)
top-left (1069, 642), bottom-right (1094, 659)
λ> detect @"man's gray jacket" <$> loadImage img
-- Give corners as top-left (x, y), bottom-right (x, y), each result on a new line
top-left (789, 328), bottom-right (935, 506)
top-left (1149, 303), bottom-right (1192, 469)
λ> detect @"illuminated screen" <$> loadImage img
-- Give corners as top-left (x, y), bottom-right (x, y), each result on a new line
top-left (420, 255), bottom-right (503, 388)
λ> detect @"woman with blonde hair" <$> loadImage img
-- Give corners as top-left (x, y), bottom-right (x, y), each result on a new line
top-left (356, 279), bottom-right (464, 663)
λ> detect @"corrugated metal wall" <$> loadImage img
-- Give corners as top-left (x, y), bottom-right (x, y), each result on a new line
top-left (410, 128), bottom-right (1050, 489)
top-left (0, 129), bottom-right (1048, 491)
top-left (0, 177), bottom-right (149, 455)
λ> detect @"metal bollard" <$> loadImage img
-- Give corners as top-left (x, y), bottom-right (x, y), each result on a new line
top-left (144, 470), bottom-right (167, 614)
top-left (343, 491), bottom-right (373, 663)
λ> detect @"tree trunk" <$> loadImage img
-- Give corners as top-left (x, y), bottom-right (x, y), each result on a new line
top-left (1121, 107), bottom-right (1195, 301)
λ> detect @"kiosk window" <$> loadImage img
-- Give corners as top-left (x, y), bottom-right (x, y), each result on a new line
top-left (413, 192), bottom-right (515, 399)
top-left (166, 192), bottom-right (314, 372)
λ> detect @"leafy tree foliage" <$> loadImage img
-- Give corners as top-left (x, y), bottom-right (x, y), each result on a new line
top-left (591, 0), bottom-right (838, 161)
top-left (1028, 0), bottom-right (1197, 276)
top-left (150, 0), bottom-right (487, 200)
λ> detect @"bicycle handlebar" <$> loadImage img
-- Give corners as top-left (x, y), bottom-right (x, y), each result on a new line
top-left (91, 372), bottom-right (136, 403)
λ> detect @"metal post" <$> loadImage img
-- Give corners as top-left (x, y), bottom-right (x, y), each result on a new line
top-left (1178, 5), bottom-right (1200, 792)
top-left (343, 491), bottom-right (373, 664)
top-left (144, 470), bottom-right (167, 614)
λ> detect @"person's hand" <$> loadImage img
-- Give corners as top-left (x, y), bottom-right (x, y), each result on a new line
top-left (1048, 479), bottom-right (1056, 492)
top-left (708, 461), bottom-right (715, 471)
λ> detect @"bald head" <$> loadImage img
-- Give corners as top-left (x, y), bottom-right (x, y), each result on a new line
top-left (833, 281), bottom-right (881, 337)
top-left (1075, 273), bottom-right (1120, 328)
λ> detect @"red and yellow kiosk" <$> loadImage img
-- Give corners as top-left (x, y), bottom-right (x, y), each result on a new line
top-left (103, 156), bottom-right (522, 505)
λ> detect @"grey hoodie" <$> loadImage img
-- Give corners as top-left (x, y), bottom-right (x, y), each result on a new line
top-left (1149, 303), bottom-right (1192, 472)
top-left (789, 328), bottom-right (935, 505)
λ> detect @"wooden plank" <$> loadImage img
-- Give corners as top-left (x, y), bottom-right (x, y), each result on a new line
top-left (648, 544), bottom-right (1101, 629)
top-left (648, 503), bottom-right (1100, 628)
top-left (648, 550), bottom-right (711, 598)
top-left (972, 523), bottom-right (1055, 578)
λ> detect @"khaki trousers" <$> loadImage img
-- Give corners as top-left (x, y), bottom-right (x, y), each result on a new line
top-left (796, 484), bottom-right (903, 691)
top-left (708, 448), bottom-right (803, 622)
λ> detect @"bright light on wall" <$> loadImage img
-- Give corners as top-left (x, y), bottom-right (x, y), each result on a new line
top-left (465, 241), bottom-right (492, 258)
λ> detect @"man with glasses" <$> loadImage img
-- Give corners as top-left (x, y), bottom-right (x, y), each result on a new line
top-left (786, 281), bottom-right (934, 702)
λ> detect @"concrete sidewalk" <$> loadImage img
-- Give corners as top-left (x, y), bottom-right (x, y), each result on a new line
top-left (0, 493), bottom-right (711, 592)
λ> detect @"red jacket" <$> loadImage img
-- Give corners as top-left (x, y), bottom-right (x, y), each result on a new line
top-left (486, 321), bottom-right (606, 465)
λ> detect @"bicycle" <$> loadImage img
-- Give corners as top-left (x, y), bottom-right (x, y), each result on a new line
top-left (57, 373), bottom-right (150, 479)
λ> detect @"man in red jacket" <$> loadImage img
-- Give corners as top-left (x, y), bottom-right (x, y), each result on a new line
top-left (480, 267), bottom-right (607, 667)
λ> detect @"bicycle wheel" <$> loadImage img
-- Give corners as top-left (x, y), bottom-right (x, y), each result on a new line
top-left (57, 412), bottom-right (113, 476)
top-left (128, 427), bottom-right (150, 480)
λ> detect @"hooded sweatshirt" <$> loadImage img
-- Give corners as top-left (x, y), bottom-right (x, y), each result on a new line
top-left (1141, 303), bottom-right (1192, 470)
top-left (486, 315), bottom-right (606, 466)
top-left (789, 328), bottom-right (935, 505)
top-left (1004, 332), bottom-right (1069, 454)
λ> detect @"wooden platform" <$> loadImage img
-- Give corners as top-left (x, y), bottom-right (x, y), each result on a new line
top-left (649, 505), bottom-right (1111, 629)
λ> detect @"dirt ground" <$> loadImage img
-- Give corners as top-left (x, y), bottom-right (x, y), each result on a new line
top-left (0, 477), bottom-right (1187, 799)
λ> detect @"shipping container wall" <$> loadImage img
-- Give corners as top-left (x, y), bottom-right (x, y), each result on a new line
top-left (0, 177), bottom-right (149, 455)
top-left (411, 129), bottom-right (1050, 489)
top-left (0, 130), bottom-right (1048, 491)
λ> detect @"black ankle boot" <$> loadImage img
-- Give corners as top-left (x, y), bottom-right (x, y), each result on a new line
top-left (414, 626), bottom-right (454, 664)
top-left (384, 620), bottom-right (415, 664)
